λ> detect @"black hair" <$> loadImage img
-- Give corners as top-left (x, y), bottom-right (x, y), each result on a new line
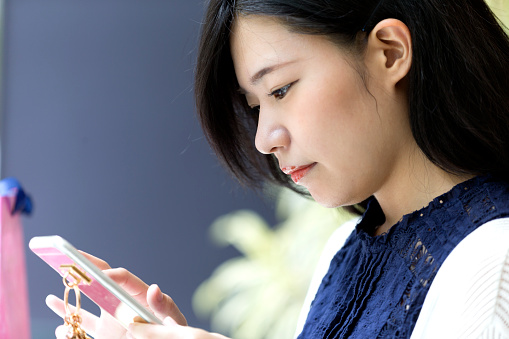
top-left (195, 0), bottom-right (509, 209)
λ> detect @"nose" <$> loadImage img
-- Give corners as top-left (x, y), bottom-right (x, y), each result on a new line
top-left (254, 109), bottom-right (290, 155)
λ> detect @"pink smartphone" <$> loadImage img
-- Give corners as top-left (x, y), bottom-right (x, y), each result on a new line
top-left (29, 235), bottom-right (163, 327)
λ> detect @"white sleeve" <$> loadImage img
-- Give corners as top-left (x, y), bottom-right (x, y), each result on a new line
top-left (411, 218), bottom-right (509, 339)
top-left (293, 218), bottom-right (359, 338)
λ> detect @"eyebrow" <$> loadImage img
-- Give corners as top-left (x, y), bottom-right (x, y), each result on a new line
top-left (238, 61), bottom-right (296, 95)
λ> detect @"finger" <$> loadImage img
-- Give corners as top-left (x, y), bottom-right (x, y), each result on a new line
top-left (103, 267), bottom-right (150, 307)
top-left (55, 325), bottom-right (68, 339)
top-left (147, 284), bottom-right (187, 326)
top-left (129, 322), bottom-right (230, 339)
top-left (163, 316), bottom-right (177, 326)
top-left (78, 250), bottom-right (112, 270)
top-left (95, 308), bottom-right (131, 338)
top-left (128, 321), bottom-right (180, 339)
top-left (46, 294), bottom-right (99, 336)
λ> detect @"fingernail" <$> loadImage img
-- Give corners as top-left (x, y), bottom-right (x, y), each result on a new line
top-left (155, 284), bottom-right (163, 302)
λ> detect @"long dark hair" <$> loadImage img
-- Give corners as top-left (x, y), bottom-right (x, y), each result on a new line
top-left (195, 0), bottom-right (509, 206)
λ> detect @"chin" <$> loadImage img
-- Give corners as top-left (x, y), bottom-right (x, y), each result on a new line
top-left (308, 192), bottom-right (346, 209)
top-left (308, 186), bottom-right (365, 209)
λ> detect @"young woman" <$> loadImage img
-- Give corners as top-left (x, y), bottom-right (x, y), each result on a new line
top-left (48, 0), bottom-right (509, 337)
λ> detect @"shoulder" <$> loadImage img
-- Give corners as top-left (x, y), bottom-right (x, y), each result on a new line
top-left (411, 218), bottom-right (509, 338)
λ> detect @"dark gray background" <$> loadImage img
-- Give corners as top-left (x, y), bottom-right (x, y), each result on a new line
top-left (1, 1), bottom-right (276, 337)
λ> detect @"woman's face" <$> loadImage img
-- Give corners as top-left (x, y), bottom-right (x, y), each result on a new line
top-left (230, 15), bottom-right (414, 208)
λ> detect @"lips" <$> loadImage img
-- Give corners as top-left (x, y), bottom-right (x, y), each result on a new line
top-left (281, 163), bottom-right (316, 184)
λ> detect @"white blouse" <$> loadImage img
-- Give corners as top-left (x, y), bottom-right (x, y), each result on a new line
top-left (411, 217), bottom-right (509, 338)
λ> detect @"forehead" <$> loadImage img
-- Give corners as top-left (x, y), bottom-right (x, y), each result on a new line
top-left (230, 16), bottom-right (307, 81)
top-left (230, 15), bottom-right (297, 51)
top-left (229, 15), bottom-right (359, 95)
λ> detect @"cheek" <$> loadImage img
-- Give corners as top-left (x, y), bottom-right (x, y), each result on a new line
top-left (296, 89), bottom-right (373, 147)
top-left (287, 63), bottom-right (378, 150)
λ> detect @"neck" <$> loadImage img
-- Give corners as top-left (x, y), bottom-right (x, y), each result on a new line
top-left (373, 150), bottom-right (473, 236)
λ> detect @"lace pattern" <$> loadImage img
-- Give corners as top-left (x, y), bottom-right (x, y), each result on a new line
top-left (297, 175), bottom-right (509, 339)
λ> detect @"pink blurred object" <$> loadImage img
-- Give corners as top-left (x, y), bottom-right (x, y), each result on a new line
top-left (0, 179), bottom-right (32, 339)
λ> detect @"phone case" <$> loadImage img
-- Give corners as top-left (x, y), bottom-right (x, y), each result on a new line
top-left (29, 235), bottom-right (162, 327)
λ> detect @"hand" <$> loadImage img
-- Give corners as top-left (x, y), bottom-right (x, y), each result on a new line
top-left (46, 251), bottom-right (187, 338)
top-left (127, 317), bottom-right (230, 339)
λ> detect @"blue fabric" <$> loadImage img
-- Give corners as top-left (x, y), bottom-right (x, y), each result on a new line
top-left (0, 177), bottom-right (32, 215)
top-left (298, 175), bottom-right (509, 338)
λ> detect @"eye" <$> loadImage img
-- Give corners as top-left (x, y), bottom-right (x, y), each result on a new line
top-left (268, 81), bottom-right (298, 100)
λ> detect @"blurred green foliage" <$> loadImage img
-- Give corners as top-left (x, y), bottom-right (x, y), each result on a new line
top-left (193, 188), bottom-right (354, 339)
top-left (486, 0), bottom-right (509, 33)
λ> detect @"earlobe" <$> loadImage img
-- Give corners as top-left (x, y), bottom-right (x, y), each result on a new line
top-left (366, 19), bottom-right (412, 83)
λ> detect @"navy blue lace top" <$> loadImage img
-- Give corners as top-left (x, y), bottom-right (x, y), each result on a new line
top-left (297, 175), bottom-right (509, 338)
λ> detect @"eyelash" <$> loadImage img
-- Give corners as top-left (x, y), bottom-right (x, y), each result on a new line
top-left (268, 81), bottom-right (297, 100)
top-left (248, 80), bottom-right (298, 114)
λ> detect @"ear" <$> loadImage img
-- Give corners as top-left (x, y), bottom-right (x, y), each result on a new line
top-left (364, 19), bottom-right (412, 87)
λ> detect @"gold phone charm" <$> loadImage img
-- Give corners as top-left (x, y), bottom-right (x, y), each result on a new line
top-left (60, 264), bottom-right (92, 339)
